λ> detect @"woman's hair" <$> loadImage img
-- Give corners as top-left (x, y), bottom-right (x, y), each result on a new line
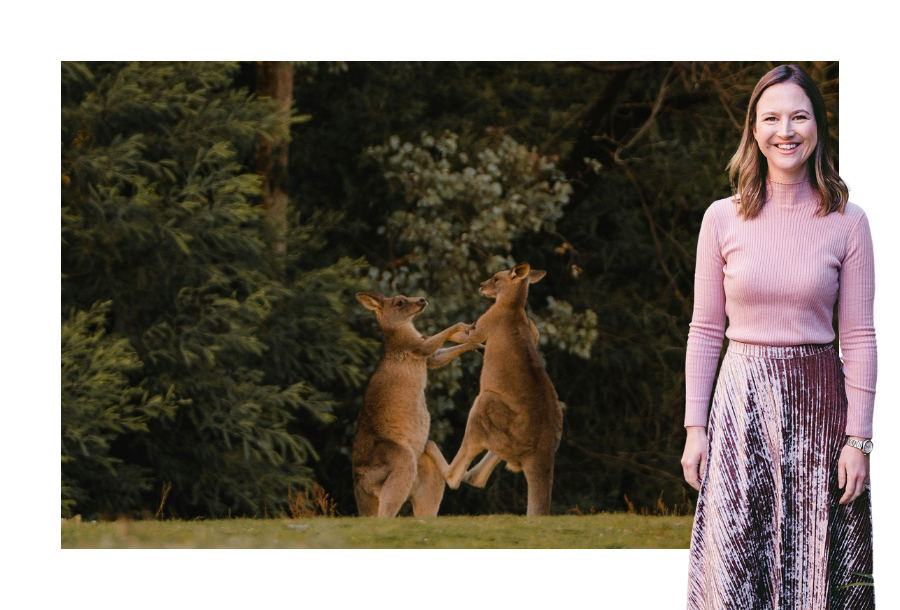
top-left (726, 64), bottom-right (848, 219)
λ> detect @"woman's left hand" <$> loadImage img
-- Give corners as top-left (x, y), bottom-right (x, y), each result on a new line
top-left (838, 438), bottom-right (870, 505)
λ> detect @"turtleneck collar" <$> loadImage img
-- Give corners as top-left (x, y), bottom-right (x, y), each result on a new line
top-left (765, 178), bottom-right (817, 208)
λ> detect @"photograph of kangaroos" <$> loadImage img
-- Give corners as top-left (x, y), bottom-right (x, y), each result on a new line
top-left (65, 62), bottom-right (828, 534)
top-left (353, 263), bottom-right (562, 517)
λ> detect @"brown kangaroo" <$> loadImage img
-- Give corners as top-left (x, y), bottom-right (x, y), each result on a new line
top-left (426, 263), bottom-right (562, 516)
top-left (353, 292), bottom-right (479, 518)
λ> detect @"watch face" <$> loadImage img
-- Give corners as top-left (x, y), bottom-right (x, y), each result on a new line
top-left (863, 440), bottom-right (874, 454)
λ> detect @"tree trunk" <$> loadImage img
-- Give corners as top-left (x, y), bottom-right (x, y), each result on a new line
top-left (256, 61), bottom-right (294, 256)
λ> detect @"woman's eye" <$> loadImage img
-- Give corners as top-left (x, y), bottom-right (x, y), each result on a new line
top-left (794, 114), bottom-right (810, 121)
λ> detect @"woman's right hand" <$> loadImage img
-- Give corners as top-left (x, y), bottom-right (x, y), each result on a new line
top-left (681, 426), bottom-right (709, 491)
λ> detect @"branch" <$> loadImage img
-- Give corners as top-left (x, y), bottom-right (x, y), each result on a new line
top-left (606, 65), bottom-right (692, 299)
top-left (619, 162), bottom-right (676, 286)
top-left (714, 81), bottom-right (744, 132)
top-left (544, 69), bottom-right (632, 161)
top-left (615, 64), bottom-right (675, 160)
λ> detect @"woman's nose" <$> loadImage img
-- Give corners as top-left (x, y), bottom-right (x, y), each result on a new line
top-left (778, 120), bottom-right (795, 138)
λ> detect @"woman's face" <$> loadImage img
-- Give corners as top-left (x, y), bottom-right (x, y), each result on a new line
top-left (753, 82), bottom-right (818, 183)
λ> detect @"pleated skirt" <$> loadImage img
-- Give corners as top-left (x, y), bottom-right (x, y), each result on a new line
top-left (687, 341), bottom-right (874, 610)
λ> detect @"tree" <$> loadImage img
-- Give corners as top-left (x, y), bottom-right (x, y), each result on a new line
top-left (256, 61), bottom-right (301, 255)
top-left (61, 61), bottom-right (372, 518)
top-left (61, 301), bottom-right (175, 517)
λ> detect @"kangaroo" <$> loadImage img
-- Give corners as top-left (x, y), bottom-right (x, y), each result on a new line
top-left (353, 292), bottom-right (479, 518)
top-left (426, 263), bottom-right (562, 516)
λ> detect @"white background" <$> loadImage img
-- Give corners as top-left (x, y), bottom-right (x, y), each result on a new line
top-left (3, 2), bottom-right (896, 608)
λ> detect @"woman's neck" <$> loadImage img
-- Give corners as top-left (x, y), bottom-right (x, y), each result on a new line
top-left (766, 177), bottom-right (816, 207)
top-left (766, 164), bottom-right (810, 184)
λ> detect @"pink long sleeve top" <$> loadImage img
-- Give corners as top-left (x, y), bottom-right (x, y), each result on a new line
top-left (684, 179), bottom-right (877, 438)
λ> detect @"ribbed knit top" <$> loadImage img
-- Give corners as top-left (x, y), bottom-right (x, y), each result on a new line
top-left (684, 179), bottom-right (877, 437)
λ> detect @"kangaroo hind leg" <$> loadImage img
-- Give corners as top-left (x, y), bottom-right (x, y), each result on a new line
top-left (462, 450), bottom-right (503, 488)
top-left (410, 451), bottom-right (445, 517)
top-left (427, 391), bottom-right (508, 489)
top-left (523, 459), bottom-right (554, 517)
top-left (374, 441), bottom-right (418, 518)
top-left (426, 431), bottom-right (485, 491)
top-left (354, 482), bottom-right (379, 517)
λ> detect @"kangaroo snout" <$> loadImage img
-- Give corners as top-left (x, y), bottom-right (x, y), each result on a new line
top-left (478, 279), bottom-right (496, 297)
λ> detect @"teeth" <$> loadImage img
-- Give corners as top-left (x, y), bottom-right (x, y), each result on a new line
top-left (776, 144), bottom-right (799, 149)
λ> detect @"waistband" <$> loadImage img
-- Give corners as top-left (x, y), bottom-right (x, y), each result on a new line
top-left (726, 340), bottom-right (834, 359)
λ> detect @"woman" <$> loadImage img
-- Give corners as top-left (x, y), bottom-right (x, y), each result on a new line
top-left (681, 64), bottom-right (875, 609)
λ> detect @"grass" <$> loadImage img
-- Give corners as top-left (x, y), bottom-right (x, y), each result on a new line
top-left (61, 513), bottom-right (694, 549)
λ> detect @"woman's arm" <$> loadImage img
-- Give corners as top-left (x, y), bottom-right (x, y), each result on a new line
top-left (682, 204), bottom-right (727, 488)
top-left (838, 209), bottom-right (877, 439)
top-left (836, 208), bottom-right (876, 504)
top-left (684, 204), bottom-right (727, 427)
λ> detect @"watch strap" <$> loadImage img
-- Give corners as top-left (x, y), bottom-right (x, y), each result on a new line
top-left (846, 437), bottom-right (874, 454)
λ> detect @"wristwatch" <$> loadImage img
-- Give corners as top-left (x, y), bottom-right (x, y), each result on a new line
top-left (847, 438), bottom-right (874, 455)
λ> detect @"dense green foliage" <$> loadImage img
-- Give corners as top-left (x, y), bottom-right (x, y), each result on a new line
top-left (62, 61), bottom-right (839, 518)
top-left (61, 62), bottom-right (374, 518)
top-left (61, 301), bottom-right (175, 516)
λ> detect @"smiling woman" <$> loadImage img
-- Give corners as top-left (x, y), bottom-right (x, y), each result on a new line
top-left (753, 83), bottom-right (819, 183)
top-left (723, 65), bottom-right (850, 223)
top-left (681, 64), bottom-right (876, 609)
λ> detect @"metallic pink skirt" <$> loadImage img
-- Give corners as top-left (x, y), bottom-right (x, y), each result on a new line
top-left (688, 341), bottom-right (874, 609)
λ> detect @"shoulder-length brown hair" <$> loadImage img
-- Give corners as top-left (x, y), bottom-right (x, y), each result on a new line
top-left (726, 64), bottom-right (848, 219)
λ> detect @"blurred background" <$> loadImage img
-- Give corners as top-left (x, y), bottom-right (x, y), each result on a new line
top-left (60, 60), bottom-right (840, 519)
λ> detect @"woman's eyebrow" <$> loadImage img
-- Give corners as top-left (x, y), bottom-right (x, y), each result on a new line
top-left (758, 108), bottom-right (813, 116)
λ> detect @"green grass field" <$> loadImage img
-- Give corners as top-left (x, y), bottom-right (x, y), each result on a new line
top-left (61, 513), bottom-right (694, 549)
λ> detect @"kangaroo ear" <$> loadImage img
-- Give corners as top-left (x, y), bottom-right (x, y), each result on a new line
top-left (511, 263), bottom-right (531, 280)
top-left (356, 292), bottom-right (386, 311)
top-left (527, 270), bottom-right (546, 284)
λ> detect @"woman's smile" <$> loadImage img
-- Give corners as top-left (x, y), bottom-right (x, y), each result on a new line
top-left (753, 82), bottom-right (818, 182)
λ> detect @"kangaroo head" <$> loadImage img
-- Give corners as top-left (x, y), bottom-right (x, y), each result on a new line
top-left (357, 291), bottom-right (427, 330)
top-left (479, 263), bottom-right (546, 303)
